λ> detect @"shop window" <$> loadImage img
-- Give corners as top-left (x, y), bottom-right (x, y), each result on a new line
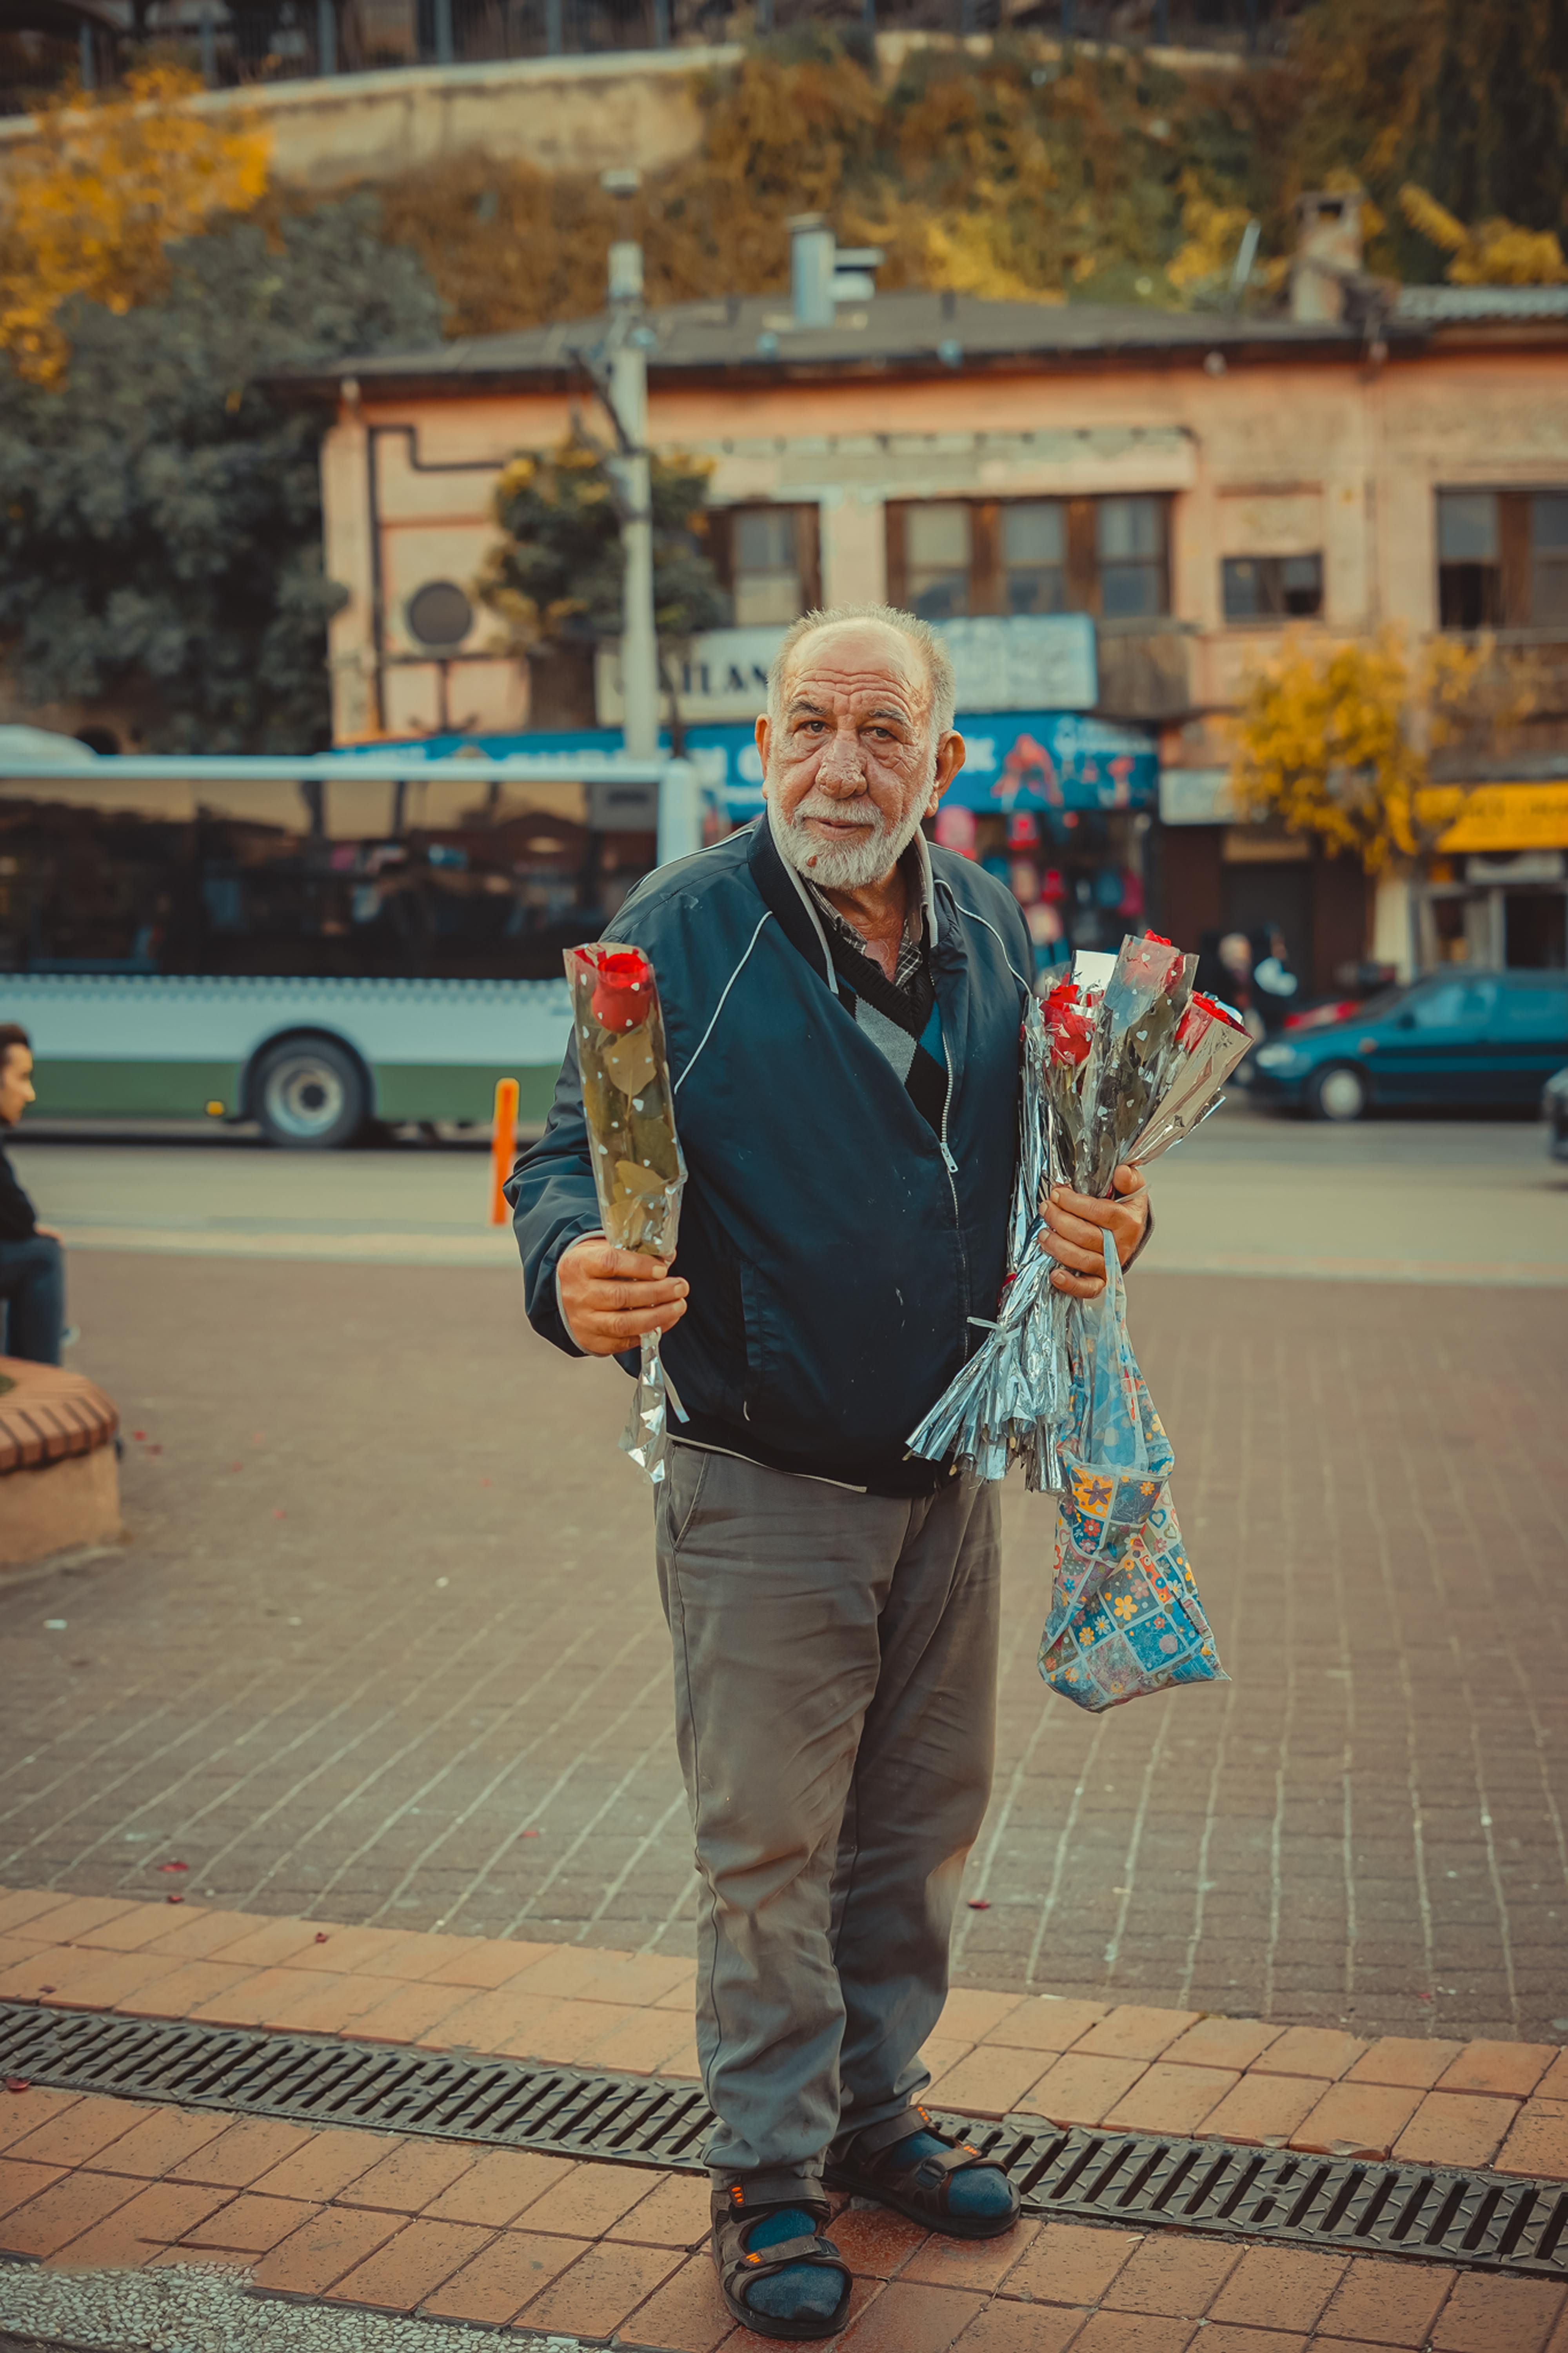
top-left (710, 505), bottom-right (820, 626)
top-left (1438, 488), bottom-right (1568, 629)
top-left (1222, 553), bottom-right (1324, 622)
top-left (887, 495), bottom-right (1170, 620)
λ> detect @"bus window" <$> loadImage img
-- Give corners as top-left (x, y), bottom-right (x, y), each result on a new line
top-left (0, 769), bottom-right (661, 981)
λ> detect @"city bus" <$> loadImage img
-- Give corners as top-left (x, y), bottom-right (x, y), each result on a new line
top-left (0, 741), bottom-right (714, 1147)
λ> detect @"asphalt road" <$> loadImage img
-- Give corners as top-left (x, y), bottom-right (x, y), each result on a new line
top-left (10, 1096), bottom-right (1566, 1284)
top-left (1, 1104), bottom-right (1565, 2046)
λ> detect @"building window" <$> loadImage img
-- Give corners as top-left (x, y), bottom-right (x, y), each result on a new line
top-left (1097, 496), bottom-right (1167, 619)
top-left (904, 502), bottom-right (973, 619)
top-left (1222, 553), bottom-right (1324, 622)
top-left (1533, 494), bottom-right (1568, 626)
top-left (1438, 492), bottom-right (1503, 628)
top-left (1438, 488), bottom-right (1568, 629)
top-left (710, 505), bottom-right (820, 626)
top-left (887, 495), bottom-right (1170, 620)
top-left (999, 501), bottom-right (1069, 614)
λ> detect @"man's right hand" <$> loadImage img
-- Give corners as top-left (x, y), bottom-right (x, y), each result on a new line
top-left (558, 1238), bottom-right (689, 1357)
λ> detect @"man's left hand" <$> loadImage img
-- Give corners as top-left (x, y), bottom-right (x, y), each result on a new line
top-left (1043, 1165), bottom-right (1149, 1298)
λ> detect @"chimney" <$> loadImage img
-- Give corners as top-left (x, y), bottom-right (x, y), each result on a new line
top-left (790, 215), bottom-right (836, 329)
top-left (1290, 191), bottom-right (1364, 325)
top-left (789, 215), bottom-right (885, 327)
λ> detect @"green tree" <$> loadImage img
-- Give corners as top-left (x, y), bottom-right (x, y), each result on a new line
top-left (477, 433), bottom-right (729, 745)
top-left (0, 196), bottom-right (443, 751)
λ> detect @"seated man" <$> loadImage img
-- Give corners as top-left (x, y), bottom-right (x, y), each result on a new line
top-left (0, 1023), bottom-right (67, 1366)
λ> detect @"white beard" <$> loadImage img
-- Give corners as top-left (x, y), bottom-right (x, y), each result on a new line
top-left (771, 789), bottom-right (929, 892)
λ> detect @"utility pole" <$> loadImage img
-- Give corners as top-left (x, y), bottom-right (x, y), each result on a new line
top-left (601, 168), bottom-right (659, 762)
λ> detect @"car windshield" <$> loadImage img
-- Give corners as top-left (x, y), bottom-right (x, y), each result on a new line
top-left (1348, 982), bottom-right (1415, 1024)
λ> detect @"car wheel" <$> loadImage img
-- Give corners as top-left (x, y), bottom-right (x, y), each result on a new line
top-left (254, 1037), bottom-right (368, 1150)
top-left (1307, 1062), bottom-right (1368, 1123)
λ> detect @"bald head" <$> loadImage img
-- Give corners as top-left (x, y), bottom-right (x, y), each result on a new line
top-left (767, 604), bottom-right (957, 740)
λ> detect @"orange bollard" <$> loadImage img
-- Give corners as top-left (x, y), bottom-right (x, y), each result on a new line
top-left (489, 1077), bottom-right (520, 1225)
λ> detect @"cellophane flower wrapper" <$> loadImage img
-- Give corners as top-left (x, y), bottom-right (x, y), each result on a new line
top-left (565, 942), bottom-right (687, 1484)
top-left (907, 931), bottom-right (1252, 1713)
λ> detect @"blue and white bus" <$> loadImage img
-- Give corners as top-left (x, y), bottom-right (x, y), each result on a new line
top-left (0, 741), bottom-right (714, 1147)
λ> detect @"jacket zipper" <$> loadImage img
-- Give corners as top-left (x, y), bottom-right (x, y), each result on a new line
top-left (938, 1091), bottom-right (959, 1194)
top-left (936, 1031), bottom-right (969, 1381)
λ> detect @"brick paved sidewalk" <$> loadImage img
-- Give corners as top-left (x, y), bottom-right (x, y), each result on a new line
top-left (3, 1888), bottom-right (1568, 2351)
top-left (3, 1255), bottom-right (1565, 2051)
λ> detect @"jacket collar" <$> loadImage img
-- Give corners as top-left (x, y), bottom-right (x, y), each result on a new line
top-left (750, 803), bottom-right (942, 989)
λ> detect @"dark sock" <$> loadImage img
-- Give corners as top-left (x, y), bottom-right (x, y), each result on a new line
top-left (885, 2130), bottom-right (1014, 2219)
top-left (738, 2205), bottom-right (842, 2322)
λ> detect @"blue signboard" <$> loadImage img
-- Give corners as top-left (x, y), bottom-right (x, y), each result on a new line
top-left (382, 709), bottom-right (1157, 822)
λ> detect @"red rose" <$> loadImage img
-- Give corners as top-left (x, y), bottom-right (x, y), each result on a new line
top-left (589, 947), bottom-right (654, 1033)
top-left (1052, 1013), bottom-right (1095, 1066)
top-left (1176, 989), bottom-right (1247, 1049)
top-left (1124, 931), bottom-right (1185, 994)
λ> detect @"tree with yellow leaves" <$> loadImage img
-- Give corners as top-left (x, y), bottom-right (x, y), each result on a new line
top-left (0, 64), bottom-right (270, 385)
top-left (1397, 183), bottom-right (1567, 286)
top-left (1230, 630), bottom-right (1531, 874)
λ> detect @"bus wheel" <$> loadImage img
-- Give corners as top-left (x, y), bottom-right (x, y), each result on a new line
top-left (254, 1038), bottom-right (368, 1150)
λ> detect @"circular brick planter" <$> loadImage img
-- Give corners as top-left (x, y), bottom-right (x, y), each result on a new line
top-left (0, 1356), bottom-right (123, 1572)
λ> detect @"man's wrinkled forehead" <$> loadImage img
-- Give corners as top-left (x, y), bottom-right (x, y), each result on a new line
top-left (781, 624), bottom-right (932, 721)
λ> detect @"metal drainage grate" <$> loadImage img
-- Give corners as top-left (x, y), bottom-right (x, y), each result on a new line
top-left (3, 2000), bottom-right (1566, 2280)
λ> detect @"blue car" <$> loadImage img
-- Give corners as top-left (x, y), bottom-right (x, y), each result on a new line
top-left (1249, 969), bottom-right (1568, 1121)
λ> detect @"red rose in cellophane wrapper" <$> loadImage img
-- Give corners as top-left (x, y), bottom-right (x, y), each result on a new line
top-left (564, 942), bottom-right (687, 1481)
top-left (590, 949), bottom-right (656, 1035)
top-left (910, 930), bottom-right (1252, 1714)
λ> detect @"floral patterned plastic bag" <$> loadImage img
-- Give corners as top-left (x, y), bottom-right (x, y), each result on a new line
top-left (1038, 1232), bottom-right (1224, 1712)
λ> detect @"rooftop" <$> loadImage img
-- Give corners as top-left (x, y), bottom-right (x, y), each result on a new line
top-left (1393, 282), bottom-right (1568, 322)
top-left (297, 280), bottom-right (1568, 403)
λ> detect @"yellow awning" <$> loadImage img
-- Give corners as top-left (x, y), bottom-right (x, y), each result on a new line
top-left (1417, 781), bottom-right (1568, 854)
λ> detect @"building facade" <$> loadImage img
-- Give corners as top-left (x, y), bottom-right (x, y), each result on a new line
top-left (307, 226), bottom-right (1568, 987)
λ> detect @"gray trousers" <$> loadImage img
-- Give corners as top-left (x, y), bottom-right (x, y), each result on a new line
top-left (654, 1442), bottom-right (1001, 2196)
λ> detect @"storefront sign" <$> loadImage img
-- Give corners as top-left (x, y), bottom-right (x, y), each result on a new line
top-left (705, 710), bottom-right (1154, 816)
top-left (596, 629), bottom-right (779, 727)
top-left (596, 615), bottom-right (1100, 727)
top-left (938, 615), bottom-right (1098, 714)
top-left (941, 712), bottom-right (1156, 814)
top-left (416, 711), bottom-right (1157, 821)
top-left (1420, 780), bottom-right (1568, 853)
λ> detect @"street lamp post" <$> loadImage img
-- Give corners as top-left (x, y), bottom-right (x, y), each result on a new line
top-left (601, 169), bottom-right (660, 762)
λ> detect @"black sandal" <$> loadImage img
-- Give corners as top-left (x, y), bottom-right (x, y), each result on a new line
top-left (710, 2183), bottom-right (853, 2342)
top-left (823, 2108), bottom-right (1021, 2241)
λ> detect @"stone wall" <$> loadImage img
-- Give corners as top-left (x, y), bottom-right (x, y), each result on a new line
top-left (0, 45), bottom-right (723, 189)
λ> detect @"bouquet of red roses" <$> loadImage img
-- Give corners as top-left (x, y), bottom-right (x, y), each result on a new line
top-left (908, 931), bottom-right (1250, 1711)
top-left (564, 942), bottom-right (687, 1483)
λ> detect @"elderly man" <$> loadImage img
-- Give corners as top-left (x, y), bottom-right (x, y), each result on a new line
top-left (510, 605), bottom-right (1149, 2340)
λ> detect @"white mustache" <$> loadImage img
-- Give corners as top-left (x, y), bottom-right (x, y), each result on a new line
top-left (792, 798), bottom-right (881, 831)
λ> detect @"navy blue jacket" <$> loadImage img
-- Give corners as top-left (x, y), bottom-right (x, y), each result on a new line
top-left (507, 815), bottom-right (1033, 1493)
